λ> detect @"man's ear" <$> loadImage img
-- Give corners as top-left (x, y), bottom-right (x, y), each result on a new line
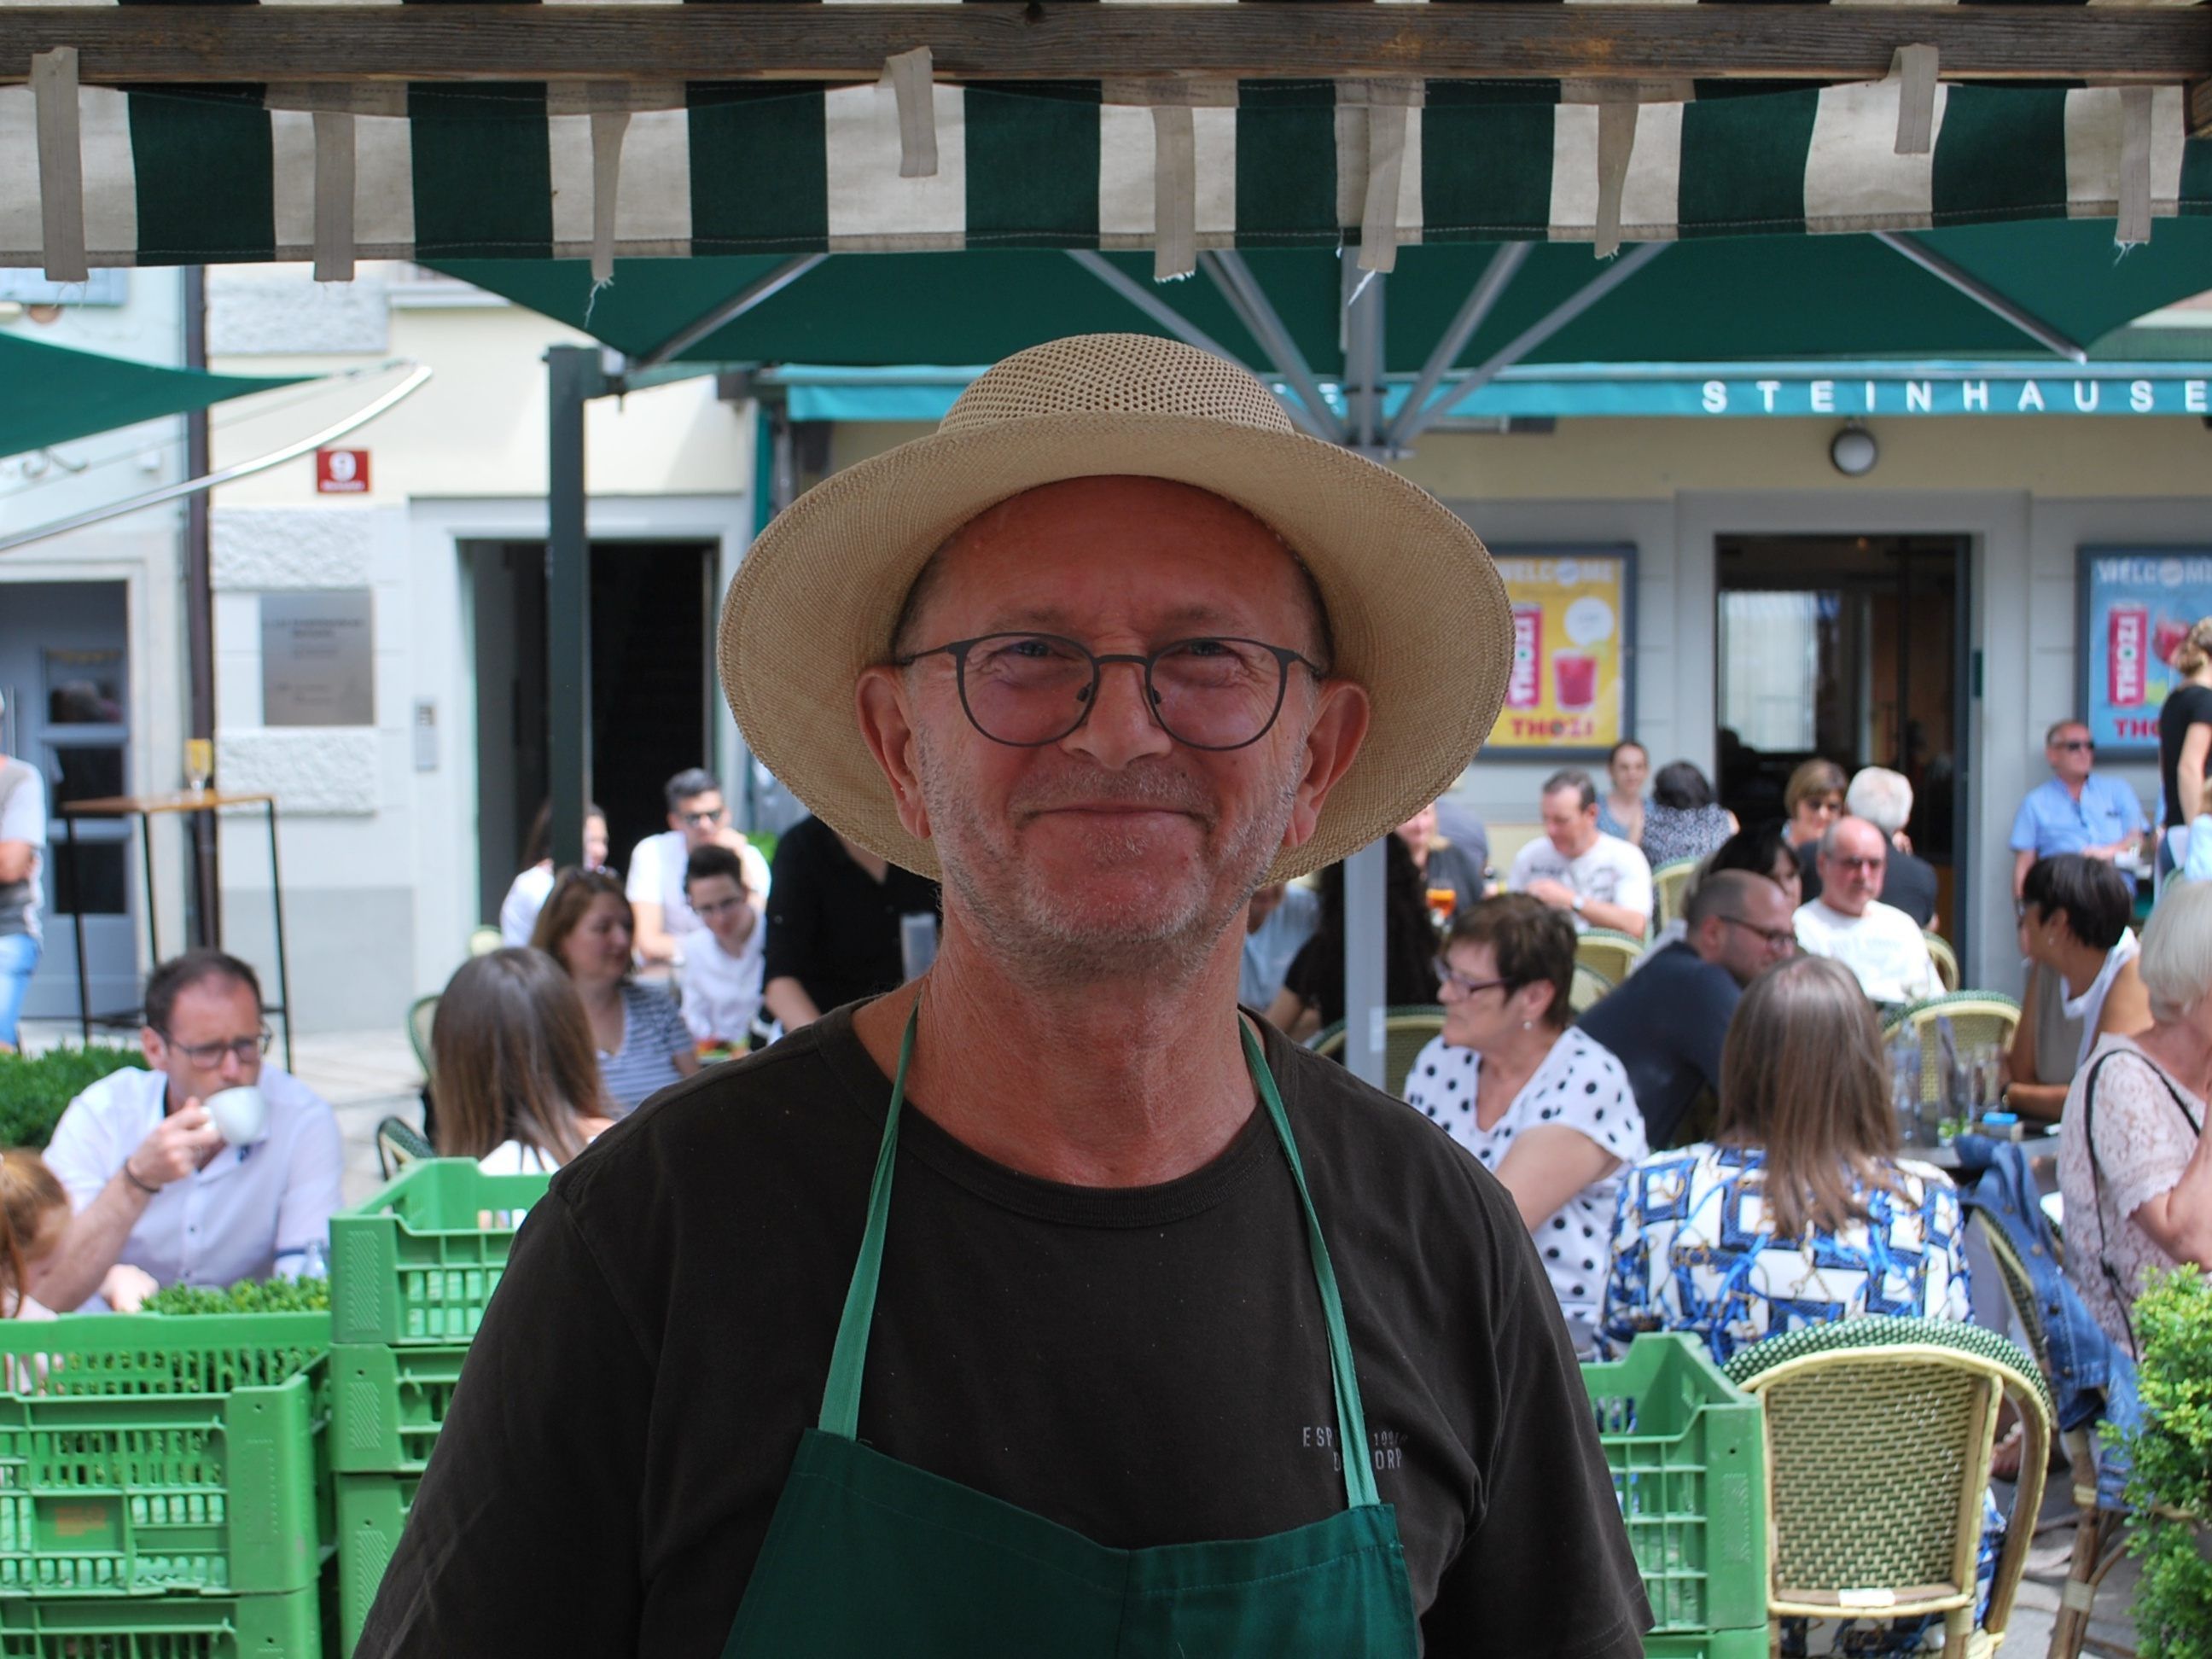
top-left (1277, 680), bottom-right (1372, 854)
top-left (856, 667), bottom-right (932, 842)
top-left (139, 1026), bottom-right (165, 1069)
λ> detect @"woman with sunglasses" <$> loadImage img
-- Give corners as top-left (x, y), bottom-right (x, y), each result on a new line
top-left (1402, 894), bottom-right (1645, 1346)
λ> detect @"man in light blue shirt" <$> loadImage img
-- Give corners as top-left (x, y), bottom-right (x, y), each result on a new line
top-left (2009, 719), bottom-right (2148, 897)
top-left (1239, 881), bottom-right (1319, 1010)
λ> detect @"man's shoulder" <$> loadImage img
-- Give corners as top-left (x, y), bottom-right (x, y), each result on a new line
top-left (63, 1062), bottom-right (160, 1118)
top-left (1864, 899), bottom-right (1926, 937)
top-left (1590, 833), bottom-right (1650, 870)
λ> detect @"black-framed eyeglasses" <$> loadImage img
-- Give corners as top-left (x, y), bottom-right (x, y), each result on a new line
top-left (679, 806), bottom-right (726, 827)
top-left (160, 1027), bottom-right (272, 1067)
top-left (1433, 958), bottom-right (1514, 998)
top-left (894, 632), bottom-right (1328, 752)
top-left (1716, 915), bottom-right (1797, 950)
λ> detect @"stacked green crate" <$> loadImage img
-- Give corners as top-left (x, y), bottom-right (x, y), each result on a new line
top-left (1581, 1334), bottom-right (1768, 1659)
top-left (329, 1161), bottom-right (550, 1656)
top-left (0, 1310), bottom-right (335, 1655)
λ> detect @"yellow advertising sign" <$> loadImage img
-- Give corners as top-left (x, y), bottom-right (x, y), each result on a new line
top-left (1487, 550), bottom-right (1632, 755)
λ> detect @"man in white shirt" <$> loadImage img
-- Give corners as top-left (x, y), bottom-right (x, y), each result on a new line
top-left (33, 950), bottom-right (342, 1308)
top-left (1507, 770), bottom-right (1652, 937)
top-left (0, 693), bottom-right (46, 1051)
top-left (677, 844), bottom-right (767, 1049)
top-left (1791, 817), bottom-right (1944, 1006)
top-left (627, 768), bottom-right (773, 967)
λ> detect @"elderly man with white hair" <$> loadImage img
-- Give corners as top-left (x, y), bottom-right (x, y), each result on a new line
top-left (359, 336), bottom-right (1650, 1658)
top-left (1793, 816), bottom-right (1945, 1006)
top-left (1845, 765), bottom-right (1939, 928)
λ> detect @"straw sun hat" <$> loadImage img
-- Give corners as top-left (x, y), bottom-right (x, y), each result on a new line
top-left (718, 332), bottom-right (1511, 883)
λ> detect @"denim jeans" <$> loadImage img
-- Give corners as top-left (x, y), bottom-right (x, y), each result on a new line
top-left (0, 931), bottom-right (38, 1049)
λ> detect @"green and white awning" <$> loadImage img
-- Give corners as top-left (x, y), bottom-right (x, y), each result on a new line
top-left (4, 18), bottom-right (2209, 279)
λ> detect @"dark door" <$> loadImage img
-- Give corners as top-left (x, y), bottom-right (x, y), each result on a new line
top-left (1715, 534), bottom-right (1969, 940)
top-left (471, 540), bottom-right (715, 917)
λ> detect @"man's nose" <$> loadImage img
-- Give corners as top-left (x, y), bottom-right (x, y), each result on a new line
top-left (1062, 660), bottom-right (1174, 766)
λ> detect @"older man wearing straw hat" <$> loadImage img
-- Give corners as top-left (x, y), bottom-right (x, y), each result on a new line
top-left (361, 336), bottom-right (1649, 1657)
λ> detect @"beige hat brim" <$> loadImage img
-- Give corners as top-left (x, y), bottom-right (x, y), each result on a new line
top-left (719, 410), bottom-right (1511, 883)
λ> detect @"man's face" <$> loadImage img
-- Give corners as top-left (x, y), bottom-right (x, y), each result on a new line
top-left (1395, 804), bottom-right (1436, 852)
top-left (585, 814), bottom-right (610, 871)
top-left (687, 871), bottom-right (754, 952)
top-left (859, 476), bottom-right (1367, 981)
top-left (1540, 789), bottom-right (1598, 859)
top-left (1818, 818), bottom-right (1888, 917)
top-left (670, 791), bottom-right (726, 850)
top-left (1700, 882), bottom-right (1797, 985)
top-left (2048, 725), bottom-right (2095, 785)
top-left (143, 975), bottom-right (265, 1108)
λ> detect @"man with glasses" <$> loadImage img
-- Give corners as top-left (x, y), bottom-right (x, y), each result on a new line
top-left (362, 335), bottom-right (1646, 1656)
top-left (2008, 720), bottom-right (2149, 899)
top-left (1793, 818), bottom-right (1944, 1006)
top-left (627, 768), bottom-right (774, 968)
top-left (1578, 871), bottom-right (1796, 1149)
top-left (34, 949), bottom-right (340, 1309)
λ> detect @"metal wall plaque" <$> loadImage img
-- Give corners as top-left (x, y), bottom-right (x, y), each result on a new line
top-left (261, 591), bottom-right (374, 726)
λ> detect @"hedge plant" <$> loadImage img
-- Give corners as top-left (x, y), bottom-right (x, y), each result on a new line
top-left (0, 1044), bottom-right (145, 1150)
top-left (2120, 1266), bottom-right (2212, 1659)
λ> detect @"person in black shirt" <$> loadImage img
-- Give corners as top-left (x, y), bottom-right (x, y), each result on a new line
top-left (760, 813), bottom-right (940, 1028)
top-left (360, 336), bottom-right (1649, 1658)
top-left (1579, 870), bottom-right (1797, 1148)
top-left (1846, 765), bottom-right (1940, 928)
top-left (2158, 619), bottom-right (2212, 877)
top-left (1268, 832), bottom-right (1442, 1039)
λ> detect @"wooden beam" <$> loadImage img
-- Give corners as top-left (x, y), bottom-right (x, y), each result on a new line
top-left (0, 4), bottom-right (2203, 88)
top-left (2191, 79), bottom-right (2212, 139)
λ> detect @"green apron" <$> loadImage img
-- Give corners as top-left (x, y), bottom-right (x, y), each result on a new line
top-left (720, 1012), bottom-right (1421, 1657)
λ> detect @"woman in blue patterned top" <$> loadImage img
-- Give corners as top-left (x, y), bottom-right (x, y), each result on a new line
top-left (1598, 953), bottom-right (1970, 1363)
top-left (532, 869), bottom-right (700, 1115)
top-left (1600, 954), bottom-right (1985, 1655)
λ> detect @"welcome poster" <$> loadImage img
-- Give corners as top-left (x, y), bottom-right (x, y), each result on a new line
top-left (1487, 549), bottom-right (1633, 758)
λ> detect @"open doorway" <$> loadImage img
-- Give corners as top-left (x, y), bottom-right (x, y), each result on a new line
top-left (1715, 534), bottom-right (1970, 940)
top-left (469, 540), bottom-right (718, 922)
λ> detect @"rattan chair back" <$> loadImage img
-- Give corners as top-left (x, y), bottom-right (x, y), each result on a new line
top-left (1569, 963), bottom-right (1614, 1015)
top-left (1880, 993), bottom-right (2023, 1109)
top-left (1924, 933), bottom-right (1961, 993)
top-left (1650, 860), bottom-right (1699, 928)
top-left (1575, 928), bottom-right (1644, 988)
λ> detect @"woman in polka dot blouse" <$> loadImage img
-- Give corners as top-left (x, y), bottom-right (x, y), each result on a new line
top-left (1402, 895), bottom-right (1646, 1346)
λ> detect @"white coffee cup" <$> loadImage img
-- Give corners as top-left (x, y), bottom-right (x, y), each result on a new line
top-left (204, 1085), bottom-right (270, 1147)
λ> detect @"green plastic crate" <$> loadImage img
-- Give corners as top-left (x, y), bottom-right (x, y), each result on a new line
top-left (0, 1313), bottom-right (334, 1599)
top-left (330, 1161), bottom-right (550, 1347)
top-left (329, 1348), bottom-right (460, 1476)
top-left (1582, 1334), bottom-right (1767, 1636)
top-left (0, 1575), bottom-right (330, 1657)
top-left (335, 1474), bottom-right (416, 1659)
top-left (1644, 1629), bottom-right (1771, 1659)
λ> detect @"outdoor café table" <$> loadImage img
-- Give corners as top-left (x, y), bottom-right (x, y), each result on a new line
top-left (57, 789), bottom-right (294, 1069)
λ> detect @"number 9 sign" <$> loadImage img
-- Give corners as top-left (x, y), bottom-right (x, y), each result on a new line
top-left (316, 448), bottom-right (370, 494)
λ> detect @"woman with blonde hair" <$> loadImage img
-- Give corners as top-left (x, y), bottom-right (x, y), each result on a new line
top-left (2058, 880), bottom-right (2212, 1356)
top-left (2158, 617), bottom-right (2212, 883)
top-left (1598, 953), bottom-right (1970, 1364)
top-left (431, 949), bottom-right (614, 1173)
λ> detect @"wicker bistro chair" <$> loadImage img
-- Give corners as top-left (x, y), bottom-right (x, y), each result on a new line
top-left (1723, 1317), bottom-right (2052, 1659)
top-left (1569, 963), bottom-right (1615, 1016)
top-left (1926, 933), bottom-right (1963, 994)
top-left (1575, 928), bottom-right (1646, 988)
top-left (1307, 1007), bottom-right (1449, 1100)
top-left (374, 1115), bottom-right (435, 1181)
top-left (1880, 993), bottom-right (2023, 1115)
top-left (1651, 859), bottom-right (1700, 929)
top-left (406, 992), bottom-right (439, 1082)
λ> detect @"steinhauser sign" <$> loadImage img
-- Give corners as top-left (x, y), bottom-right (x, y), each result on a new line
top-left (1694, 375), bottom-right (2212, 417)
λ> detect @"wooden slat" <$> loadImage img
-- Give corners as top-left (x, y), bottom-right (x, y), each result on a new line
top-left (0, 4), bottom-right (2203, 87)
top-left (2191, 77), bottom-right (2212, 136)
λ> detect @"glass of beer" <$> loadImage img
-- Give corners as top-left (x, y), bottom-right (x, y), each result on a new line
top-left (1426, 887), bottom-right (1456, 928)
top-left (184, 738), bottom-right (213, 795)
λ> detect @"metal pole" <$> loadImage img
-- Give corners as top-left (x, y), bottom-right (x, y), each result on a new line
top-left (546, 346), bottom-right (600, 870)
top-left (1199, 252), bottom-right (1347, 445)
top-left (1341, 252), bottom-right (1386, 455)
top-left (266, 799), bottom-right (293, 1071)
top-left (1382, 242), bottom-right (1532, 453)
top-left (1342, 838), bottom-right (1388, 1088)
top-left (182, 265), bottom-right (219, 950)
top-left (1871, 231), bottom-right (2088, 364)
top-left (637, 253), bottom-right (828, 370)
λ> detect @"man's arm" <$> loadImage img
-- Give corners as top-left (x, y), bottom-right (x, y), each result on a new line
top-left (0, 767), bottom-right (45, 885)
top-left (31, 1101), bottom-right (223, 1309)
top-left (760, 831), bottom-right (824, 1026)
top-left (626, 840), bottom-right (680, 966)
top-left (2012, 848), bottom-right (2036, 899)
top-left (357, 1189), bottom-right (650, 1654)
top-left (762, 975), bottom-right (824, 1029)
top-left (0, 841), bottom-right (31, 885)
top-left (2180, 725), bottom-right (2212, 824)
top-left (1579, 898), bottom-right (1648, 938)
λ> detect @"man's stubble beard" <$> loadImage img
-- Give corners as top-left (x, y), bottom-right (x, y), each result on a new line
top-left (916, 728), bottom-right (1304, 989)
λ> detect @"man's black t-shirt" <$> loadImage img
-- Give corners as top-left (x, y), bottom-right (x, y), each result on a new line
top-left (1576, 940), bottom-right (1739, 1150)
top-left (2161, 684), bottom-right (2212, 828)
top-left (359, 1008), bottom-right (1650, 1656)
top-left (761, 814), bottom-right (941, 1012)
top-left (1880, 848), bottom-right (1940, 928)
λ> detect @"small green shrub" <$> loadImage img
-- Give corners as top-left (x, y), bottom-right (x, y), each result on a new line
top-left (0, 1045), bottom-right (146, 1150)
top-left (2121, 1266), bottom-right (2212, 1659)
top-left (142, 1277), bottom-right (329, 1316)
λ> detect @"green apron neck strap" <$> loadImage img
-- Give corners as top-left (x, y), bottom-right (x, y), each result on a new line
top-left (817, 1006), bottom-right (1382, 1514)
top-left (818, 1004), bottom-right (918, 1440)
top-left (1237, 1018), bottom-right (1381, 1511)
